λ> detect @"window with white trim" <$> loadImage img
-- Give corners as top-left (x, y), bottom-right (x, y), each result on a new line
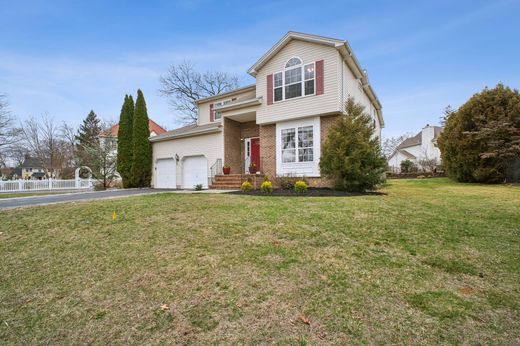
top-left (213, 99), bottom-right (232, 120)
top-left (274, 58), bottom-right (315, 102)
top-left (281, 125), bottom-right (314, 163)
top-left (298, 126), bottom-right (314, 162)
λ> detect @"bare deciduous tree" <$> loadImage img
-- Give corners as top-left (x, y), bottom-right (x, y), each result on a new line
top-left (0, 94), bottom-right (22, 166)
top-left (158, 60), bottom-right (240, 124)
top-left (80, 122), bottom-right (118, 189)
top-left (418, 148), bottom-right (439, 173)
top-left (381, 132), bottom-right (414, 158)
top-left (20, 114), bottom-right (74, 178)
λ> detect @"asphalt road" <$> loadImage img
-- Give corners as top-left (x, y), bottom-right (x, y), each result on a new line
top-left (0, 189), bottom-right (176, 210)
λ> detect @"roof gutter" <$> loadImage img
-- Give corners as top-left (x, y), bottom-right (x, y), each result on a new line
top-left (150, 126), bottom-right (222, 142)
top-left (194, 85), bottom-right (256, 104)
top-left (214, 97), bottom-right (262, 111)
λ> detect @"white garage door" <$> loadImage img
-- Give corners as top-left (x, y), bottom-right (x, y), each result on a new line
top-left (155, 158), bottom-right (176, 189)
top-left (183, 156), bottom-right (208, 189)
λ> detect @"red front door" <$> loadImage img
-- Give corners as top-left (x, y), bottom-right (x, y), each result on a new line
top-left (250, 138), bottom-right (260, 172)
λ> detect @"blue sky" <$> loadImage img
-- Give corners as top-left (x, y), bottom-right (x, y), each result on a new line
top-left (1, 0), bottom-right (519, 137)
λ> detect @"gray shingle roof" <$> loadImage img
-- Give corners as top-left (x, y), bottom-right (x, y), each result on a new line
top-left (21, 157), bottom-right (44, 168)
top-left (150, 122), bottom-right (222, 142)
top-left (396, 126), bottom-right (443, 149)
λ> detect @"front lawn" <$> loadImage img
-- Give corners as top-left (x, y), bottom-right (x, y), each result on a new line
top-left (1, 179), bottom-right (519, 344)
top-left (0, 192), bottom-right (67, 199)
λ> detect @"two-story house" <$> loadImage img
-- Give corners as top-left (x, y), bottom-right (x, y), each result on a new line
top-left (151, 32), bottom-right (384, 189)
top-left (388, 125), bottom-right (443, 172)
top-left (14, 156), bottom-right (47, 180)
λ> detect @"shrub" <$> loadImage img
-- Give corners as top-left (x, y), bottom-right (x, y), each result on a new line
top-left (438, 84), bottom-right (520, 183)
top-left (276, 175), bottom-right (308, 190)
top-left (320, 97), bottom-right (386, 192)
top-left (401, 159), bottom-right (417, 173)
top-left (194, 184), bottom-right (203, 191)
top-left (294, 180), bottom-right (308, 193)
top-left (241, 181), bottom-right (253, 192)
top-left (260, 180), bottom-right (273, 193)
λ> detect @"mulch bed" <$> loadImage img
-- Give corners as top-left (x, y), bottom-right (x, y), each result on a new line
top-left (226, 188), bottom-right (385, 197)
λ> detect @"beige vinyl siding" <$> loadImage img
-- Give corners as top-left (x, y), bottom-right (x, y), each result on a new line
top-left (198, 89), bottom-right (257, 125)
top-left (255, 40), bottom-right (341, 125)
top-left (221, 104), bottom-right (259, 118)
top-left (341, 59), bottom-right (382, 139)
top-left (151, 132), bottom-right (223, 188)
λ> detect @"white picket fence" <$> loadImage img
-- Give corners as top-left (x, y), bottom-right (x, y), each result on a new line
top-left (0, 178), bottom-right (93, 193)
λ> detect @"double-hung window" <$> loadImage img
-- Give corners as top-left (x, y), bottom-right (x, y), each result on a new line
top-left (274, 58), bottom-right (315, 102)
top-left (281, 125), bottom-right (314, 163)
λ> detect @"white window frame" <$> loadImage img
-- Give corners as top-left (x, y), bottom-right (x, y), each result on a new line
top-left (213, 99), bottom-right (233, 121)
top-left (273, 57), bottom-right (316, 103)
top-left (276, 117), bottom-right (321, 177)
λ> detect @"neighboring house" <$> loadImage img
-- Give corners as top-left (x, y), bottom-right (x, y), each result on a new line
top-left (151, 32), bottom-right (384, 189)
top-left (388, 124), bottom-right (443, 172)
top-left (101, 119), bottom-right (167, 139)
top-left (15, 156), bottom-right (48, 180)
top-left (99, 119), bottom-right (167, 156)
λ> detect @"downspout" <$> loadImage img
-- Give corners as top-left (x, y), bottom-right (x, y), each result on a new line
top-left (341, 55), bottom-right (344, 112)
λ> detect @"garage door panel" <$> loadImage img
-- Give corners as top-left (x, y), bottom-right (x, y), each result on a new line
top-left (156, 158), bottom-right (176, 189)
top-left (182, 156), bottom-right (208, 189)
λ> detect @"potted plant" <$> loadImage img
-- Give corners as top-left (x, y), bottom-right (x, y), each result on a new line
top-left (223, 164), bottom-right (231, 175)
top-left (249, 162), bottom-right (257, 174)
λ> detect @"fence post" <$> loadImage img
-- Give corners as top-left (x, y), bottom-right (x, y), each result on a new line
top-left (18, 179), bottom-right (23, 191)
top-left (48, 178), bottom-right (52, 190)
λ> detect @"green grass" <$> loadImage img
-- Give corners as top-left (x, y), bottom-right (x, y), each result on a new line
top-left (1, 178), bottom-right (519, 344)
top-left (0, 192), bottom-right (67, 199)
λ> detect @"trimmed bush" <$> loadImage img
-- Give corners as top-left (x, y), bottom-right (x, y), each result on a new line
top-left (294, 180), bottom-right (308, 193)
top-left (260, 180), bottom-right (273, 193)
top-left (241, 181), bottom-right (253, 192)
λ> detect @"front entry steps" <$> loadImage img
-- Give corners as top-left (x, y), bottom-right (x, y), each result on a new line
top-left (209, 174), bottom-right (264, 189)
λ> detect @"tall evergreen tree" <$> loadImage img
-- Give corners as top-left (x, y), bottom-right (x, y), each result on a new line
top-left (130, 90), bottom-right (152, 187)
top-left (320, 97), bottom-right (386, 192)
top-left (75, 110), bottom-right (101, 169)
top-left (116, 95), bottom-right (135, 188)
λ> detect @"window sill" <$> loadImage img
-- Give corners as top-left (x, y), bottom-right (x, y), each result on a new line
top-left (273, 92), bottom-right (317, 105)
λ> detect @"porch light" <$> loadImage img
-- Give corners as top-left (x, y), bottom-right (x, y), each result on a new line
top-left (175, 154), bottom-right (180, 162)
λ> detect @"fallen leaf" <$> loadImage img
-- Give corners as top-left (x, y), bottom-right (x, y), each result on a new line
top-left (459, 286), bottom-right (474, 295)
top-left (272, 240), bottom-right (281, 247)
top-left (160, 303), bottom-right (170, 311)
top-left (298, 314), bottom-right (311, 325)
top-left (235, 303), bottom-right (242, 309)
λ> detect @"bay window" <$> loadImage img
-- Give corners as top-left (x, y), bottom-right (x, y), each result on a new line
top-left (274, 58), bottom-right (315, 102)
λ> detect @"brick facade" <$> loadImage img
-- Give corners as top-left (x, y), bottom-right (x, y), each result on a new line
top-left (258, 115), bottom-right (339, 187)
top-left (224, 119), bottom-right (260, 174)
top-left (224, 118), bottom-right (241, 174)
top-left (227, 115), bottom-right (339, 187)
top-left (259, 124), bottom-right (276, 179)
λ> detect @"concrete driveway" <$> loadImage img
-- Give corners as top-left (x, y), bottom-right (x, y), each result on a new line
top-left (0, 189), bottom-right (179, 210)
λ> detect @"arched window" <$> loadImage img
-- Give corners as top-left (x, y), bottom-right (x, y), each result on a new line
top-left (273, 57), bottom-right (315, 102)
top-left (285, 57), bottom-right (302, 68)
